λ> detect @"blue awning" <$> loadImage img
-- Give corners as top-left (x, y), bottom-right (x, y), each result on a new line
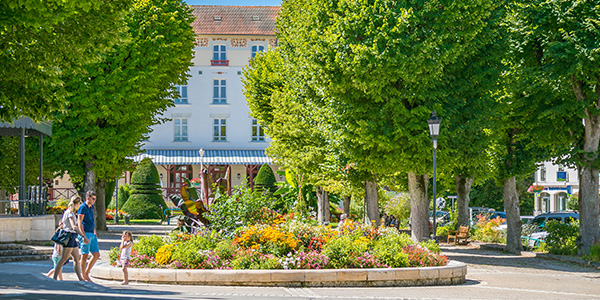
top-left (132, 149), bottom-right (272, 165)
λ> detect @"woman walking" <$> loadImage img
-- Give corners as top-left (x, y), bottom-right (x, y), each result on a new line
top-left (53, 195), bottom-right (89, 281)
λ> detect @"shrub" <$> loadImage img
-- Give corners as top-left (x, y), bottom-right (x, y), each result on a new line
top-left (214, 239), bottom-right (235, 261)
top-left (230, 250), bottom-right (281, 270)
top-left (122, 158), bottom-right (167, 219)
top-left (419, 239), bottom-right (441, 254)
top-left (129, 251), bottom-right (158, 268)
top-left (133, 235), bottom-right (165, 258)
top-left (108, 246), bottom-right (120, 266)
top-left (583, 243), bottom-right (600, 262)
top-left (112, 184), bottom-right (132, 210)
top-left (372, 233), bottom-right (411, 268)
top-left (545, 220), bottom-right (579, 255)
top-left (472, 215), bottom-right (506, 243)
top-left (205, 185), bottom-right (279, 235)
top-left (253, 164), bottom-right (276, 192)
top-left (294, 250), bottom-right (330, 269)
top-left (403, 245), bottom-right (448, 267)
top-left (322, 235), bottom-right (366, 268)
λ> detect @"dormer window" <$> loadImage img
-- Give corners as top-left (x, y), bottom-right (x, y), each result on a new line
top-left (213, 16), bottom-right (222, 21)
top-left (252, 16), bottom-right (261, 21)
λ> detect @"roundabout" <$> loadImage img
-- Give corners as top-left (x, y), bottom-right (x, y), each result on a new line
top-left (90, 260), bottom-right (466, 287)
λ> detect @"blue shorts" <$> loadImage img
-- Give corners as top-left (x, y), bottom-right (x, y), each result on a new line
top-left (79, 232), bottom-right (99, 254)
top-left (52, 256), bottom-right (61, 269)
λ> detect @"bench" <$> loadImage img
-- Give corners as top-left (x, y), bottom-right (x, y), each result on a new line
top-left (447, 225), bottom-right (470, 245)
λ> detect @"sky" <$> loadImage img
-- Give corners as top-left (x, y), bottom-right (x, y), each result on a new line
top-left (184, 0), bottom-right (281, 6)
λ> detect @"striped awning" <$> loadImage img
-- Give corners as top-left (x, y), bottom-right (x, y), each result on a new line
top-left (132, 149), bottom-right (272, 165)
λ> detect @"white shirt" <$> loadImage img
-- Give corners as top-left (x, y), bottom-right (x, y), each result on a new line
top-left (61, 210), bottom-right (77, 233)
top-left (120, 241), bottom-right (132, 260)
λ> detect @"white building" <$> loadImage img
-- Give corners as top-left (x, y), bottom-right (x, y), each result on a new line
top-left (131, 6), bottom-right (282, 199)
top-left (532, 161), bottom-right (578, 215)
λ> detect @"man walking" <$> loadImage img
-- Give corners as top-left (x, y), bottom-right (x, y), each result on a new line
top-left (78, 190), bottom-right (100, 281)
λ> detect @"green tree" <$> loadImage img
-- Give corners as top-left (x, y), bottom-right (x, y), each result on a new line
top-left (46, 0), bottom-right (195, 230)
top-left (257, 0), bottom-right (504, 241)
top-left (0, 0), bottom-right (129, 121)
top-left (122, 158), bottom-right (167, 219)
top-left (253, 164), bottom-right (276, 192)
top-left (509, 0), bottom-right (600, 254)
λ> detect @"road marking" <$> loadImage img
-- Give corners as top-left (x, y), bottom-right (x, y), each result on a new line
top-left (472, 284), bottom-right (600, 298)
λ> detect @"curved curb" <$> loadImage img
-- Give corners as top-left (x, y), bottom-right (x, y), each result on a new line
top-left (91, 260), bottom-right (466, 287)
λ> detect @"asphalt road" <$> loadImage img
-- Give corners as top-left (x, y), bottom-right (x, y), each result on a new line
top-left (1, 224), bottom-right (598, 300)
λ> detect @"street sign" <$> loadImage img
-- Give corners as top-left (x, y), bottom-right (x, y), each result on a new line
top-left (436, 197), bottom-right (445, 209)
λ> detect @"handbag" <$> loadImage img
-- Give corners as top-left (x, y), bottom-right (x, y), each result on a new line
top-left (51, 229), bottom-right (71, 246)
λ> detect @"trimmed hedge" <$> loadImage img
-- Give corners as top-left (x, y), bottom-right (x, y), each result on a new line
top-left (122, 158), bottom-right (167, 219)
top-left (253, 164), bottom-right (276, 192)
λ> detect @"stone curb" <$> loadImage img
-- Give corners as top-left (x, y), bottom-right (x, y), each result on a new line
top-left (479, 243), bottom-right (600, 268)
top-left (91, 260), bottom-right (466, 287)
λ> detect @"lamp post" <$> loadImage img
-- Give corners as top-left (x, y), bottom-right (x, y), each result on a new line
top-left (428, 111), bottom-right (441, 241)
top-left (198, 148), bottom-right (204, 201)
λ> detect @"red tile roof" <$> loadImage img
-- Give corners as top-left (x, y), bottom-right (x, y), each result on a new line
top-left (190, 6), bottom-right (280, 36)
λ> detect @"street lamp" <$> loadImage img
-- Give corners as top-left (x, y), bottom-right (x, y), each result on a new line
top-left (428, 111), bottom-right (441, 241)
top-left (198, 148), bottom-right (204, 201)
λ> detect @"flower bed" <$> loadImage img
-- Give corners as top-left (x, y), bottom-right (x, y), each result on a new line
top-left (108, 217), bottom-right (448, 270)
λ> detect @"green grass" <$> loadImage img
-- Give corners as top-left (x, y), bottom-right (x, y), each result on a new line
top-left (108, 219), bottom-right (162, 225)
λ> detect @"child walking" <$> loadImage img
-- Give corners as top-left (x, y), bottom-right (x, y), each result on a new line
top-left (46, 243), bottom-right (63, 280)
top-left (120, 230), bottom-right (133, 285)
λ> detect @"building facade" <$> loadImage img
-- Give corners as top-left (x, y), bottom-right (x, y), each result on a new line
top-left (131, 6), bottom-right (282, 199)
top-left (532, 161), bottom-right (578, 215)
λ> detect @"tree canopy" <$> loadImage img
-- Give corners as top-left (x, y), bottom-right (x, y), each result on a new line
top-left (0, 0), bottom-right (129, 121)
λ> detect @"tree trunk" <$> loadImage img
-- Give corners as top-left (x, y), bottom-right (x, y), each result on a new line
top-left (365, 180), bottom-right (379, 226)
top-left (503, 176), bottom-right (522, 254)
top-left (579, 162), bottom-right (600, 255)
top-left (83, 160), bottom-right (98, 229)
top-left (408, 172), bottom-right (429, 242)
top-left (573, 78), bottom-right (600, 255)
top-left (455, 175), bottom-right (474, 227)
top-left (95, 179), bottom-right (108, 231)
top-left (343, 196), bottom-right (350, 215)
top-left (316, 186), bottom-right (330, 224)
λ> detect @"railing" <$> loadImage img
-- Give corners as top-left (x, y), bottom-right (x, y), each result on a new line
top-left (0, 186), bottom-right (48, 216)
top-left (48, 188), bottom-right (79, 201)
top-left (210, 60), bottom-right (229, 66)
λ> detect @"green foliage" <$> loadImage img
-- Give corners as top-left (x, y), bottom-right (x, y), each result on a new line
top-left (372, 233), bottom-right (412, 268)
top-left (214, 239), bottom-right (235, 261)
top-left (108, 245), bottom-right (120, 265)
top-left (545, 220), bottom-right (579, 256)
top-left (205, 185), bottom-right (279, 235)
top-left (567, 196), bottom-right (579, 211)
top-left (113, 184), bottom-right (132, 210)
top-left (230, 251), bottom-right (281, 270)
top-left (583, 243), bottom-right (600, 263)
top-left (419, 240), bottom-right (441, 254)
top-left (383, 193), bottom-right (411, 223)
top-left (0, 0), bottom-right (130, 121)
top-left (170, 234), bottom-right (220, 268)
top-left (132, 235), bottom-right (164, 258)
top-left (105, 180), bottom-right (116, 208)
top-left (123, 158), bottom-right (167, 219)
top-left (253, 164), bottom-right (276, 192)
top-left (322, 236), bottom-right (366, 269)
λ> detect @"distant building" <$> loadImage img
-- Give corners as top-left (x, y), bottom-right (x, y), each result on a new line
top-left (532, 161), bottom-right (578, 215)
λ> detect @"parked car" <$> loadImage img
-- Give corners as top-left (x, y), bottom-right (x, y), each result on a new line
top-left (525, 211), bottom-right (579, 246)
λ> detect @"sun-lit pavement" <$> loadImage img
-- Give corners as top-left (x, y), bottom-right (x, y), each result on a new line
top-left (1, 224), bottom-right (599, 299)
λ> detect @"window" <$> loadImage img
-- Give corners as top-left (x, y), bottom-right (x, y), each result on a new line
top-left (211, 45), bottom-right (228, 66)
top-left (251, 45), bottom-right (265, 59)
top-left (540, 166), bottom-right (546, 182)
top-left (251, 119), bottom-right (265, 141)
top-left (175, 85), bottom-right (188, 104)
top-left (174, 118), bottom-right (188, 141)
top-left (213, 118), bottom-right (226, 141)
top-left (213, 80), bottom-right (226, 104)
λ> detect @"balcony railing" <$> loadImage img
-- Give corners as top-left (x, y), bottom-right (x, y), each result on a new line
top-left (211, 60), bottom-right (229, 66)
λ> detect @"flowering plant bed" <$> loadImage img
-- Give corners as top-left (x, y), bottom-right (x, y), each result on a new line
top-left (108, 216), bottom-right (448, 270)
